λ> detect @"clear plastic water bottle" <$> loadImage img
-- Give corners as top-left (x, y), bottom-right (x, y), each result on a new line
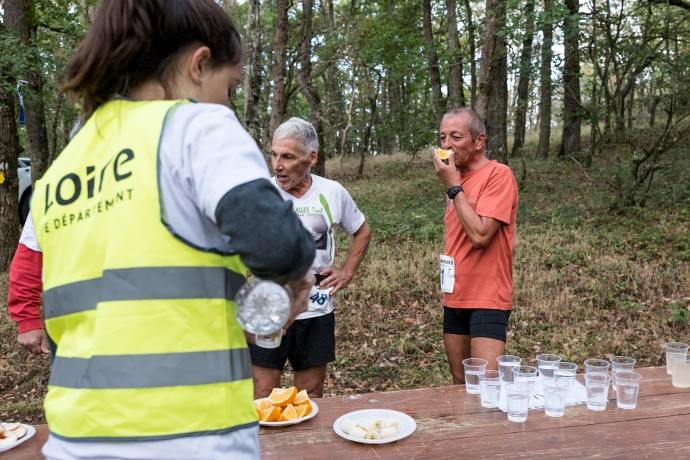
top-left (234, 278), bottom-right (291, 337)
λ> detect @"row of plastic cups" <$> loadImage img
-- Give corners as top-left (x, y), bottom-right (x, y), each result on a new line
top-left (582, 356), bottom-right (643, 411)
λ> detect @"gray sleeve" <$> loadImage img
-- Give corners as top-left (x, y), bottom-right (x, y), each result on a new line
top-left (215, 178), bottom-right (315, 284)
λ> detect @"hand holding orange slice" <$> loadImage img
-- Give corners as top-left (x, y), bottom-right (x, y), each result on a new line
top-left (436, 148), bottom-right (451, 164)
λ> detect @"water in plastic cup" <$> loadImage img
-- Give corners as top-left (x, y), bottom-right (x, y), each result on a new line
top-left (543, 379), bottom-right (569, 417)
top-left (479, 370), bottom-right (503, 408)
top-left (585, 373), bottom-right (610, 411)
top-left (584, 358), bottom-right (611, 375)
top-left (554, 362), bottom-right (578, 389)
top-left (609, 356), bottom-right (636, 391)
top-left (462, 358), bottom-right (488, 394)
top-left (662, 342), bottom-right (689, 375)
top-left (254, 330), bottom-right (282, 348)
top-left (615, 371), bottom-right (642, 410)
top-left (671, 357), bottom-right (690, 388)
top-left (536, 354), bottom-right (561, 379)
top-left (512, 365), bottom-right (539, 394)
top-left (505, 382), bottom-right (530, 422)
top-left (497, 355), bottom-right (522, 383)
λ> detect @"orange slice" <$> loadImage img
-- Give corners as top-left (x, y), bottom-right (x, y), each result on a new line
top-left (260, 406), bottom-right (282, 422)
top-left (278, 403), bottom-right (298, 421)
top-left (268, 386), bottom-right (297, 407)
top-left (293, 389), bottom-right (310, 405)
top-left (437, 148), bottom-right (451, 162)
top-left (295, 401), bottom-right (313, 418)
top-left (256, 398), bottom-right (272, 411)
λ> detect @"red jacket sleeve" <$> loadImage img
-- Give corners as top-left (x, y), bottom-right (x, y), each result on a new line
top-left (7, 243), bottom-right (44, 333)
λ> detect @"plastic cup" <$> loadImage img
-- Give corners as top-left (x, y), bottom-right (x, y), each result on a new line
top-left (479, 370), bottom-right (503, 408)
top-left (254, 330), bottom-right (282, 348)
top-left (609, 356), bottom-right (636, 391)
top-left (584, 358), bottom-right (611, 375)
top-left (505, 382), bottom-right (530, 422)
top-left (543, 378), bottom-right (569, 417)
top-left (553, 362), bottom-right (578, 389)
top-left (663, 342), bottom-right (689, 375)
top-left (512, 365), bottom-right (539, 394)
top-left (535, 354), bottom-right (561, 379)
top-left (614, 371), bottom-right (642, 409)
top-left (497, 355), bottom-right (522, 383)
top-left (671, 356), bottom-right (690, 388)
top-left (462, 358), bottom-right (488, 394)
top-left (585, 373), bottom-right (610, 411)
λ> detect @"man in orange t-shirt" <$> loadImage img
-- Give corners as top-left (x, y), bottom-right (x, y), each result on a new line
top-left (432, 108), bottom-right (519, 384)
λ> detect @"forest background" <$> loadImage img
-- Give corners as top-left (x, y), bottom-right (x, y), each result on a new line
top-left (0, 0), bottom-right (689, 423)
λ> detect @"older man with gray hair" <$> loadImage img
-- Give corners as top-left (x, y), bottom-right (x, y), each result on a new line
top-left (250, 117), bottom-right (371, 399)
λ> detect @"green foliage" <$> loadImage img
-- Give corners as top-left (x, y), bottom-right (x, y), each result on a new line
top-left (665, 302), bottom-right (689, 325)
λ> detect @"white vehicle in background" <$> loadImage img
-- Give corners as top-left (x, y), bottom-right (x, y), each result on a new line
top-left (18, 157), bottom-right (32, 224)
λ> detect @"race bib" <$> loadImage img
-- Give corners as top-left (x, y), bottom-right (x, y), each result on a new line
top-left (440, 255), bottom-right (455, 293)
top-left (308, 285), bottom-right (332, 312)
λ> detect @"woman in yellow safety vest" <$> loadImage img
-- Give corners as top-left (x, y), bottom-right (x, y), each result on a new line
top-left (31, 1), bottom-right (315, 458)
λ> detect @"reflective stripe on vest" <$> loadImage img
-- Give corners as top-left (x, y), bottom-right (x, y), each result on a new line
top-left (43, 266), bottom-right (246, 319)
top-left (31, 99), bottom-right (257, 441)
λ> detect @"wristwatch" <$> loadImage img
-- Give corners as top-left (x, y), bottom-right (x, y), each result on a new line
top-left (447, 185), bottom-right (463, 200)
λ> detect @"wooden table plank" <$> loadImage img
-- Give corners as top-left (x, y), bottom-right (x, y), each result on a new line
top-left (6, 367), bottom-right (688, 459)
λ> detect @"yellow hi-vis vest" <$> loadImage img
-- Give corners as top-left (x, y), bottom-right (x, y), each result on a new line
top-left (31, 99), bottom-right (257, 441)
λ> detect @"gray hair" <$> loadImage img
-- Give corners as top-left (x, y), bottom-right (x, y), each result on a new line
top-left (272, 117), bottom-right (319, 157)
top-left (442, 108), bottom-right (485, 142)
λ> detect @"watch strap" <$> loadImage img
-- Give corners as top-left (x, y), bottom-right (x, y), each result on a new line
top-left (447, 185), bottom-right (463, 200)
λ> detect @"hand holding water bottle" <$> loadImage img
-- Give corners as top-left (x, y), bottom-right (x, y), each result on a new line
top-left (235, 272), bottom-right (315, 348)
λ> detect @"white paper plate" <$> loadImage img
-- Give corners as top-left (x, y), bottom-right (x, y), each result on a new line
top-left (333, 409), bottom-right (416, 444)
top-left (256, 399), bottom-right (319, 427)
top-left (0, 423), bottom-right (36, 453)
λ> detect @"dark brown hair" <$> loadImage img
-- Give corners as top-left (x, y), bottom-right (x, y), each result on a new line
top-left (63, 0), bottom-right (242, 119)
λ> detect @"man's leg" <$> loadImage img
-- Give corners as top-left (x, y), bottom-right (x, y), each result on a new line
top-left (470, 337), bottom-right (505, 372)
top-left (444, 333), bottom-right (471, 384)
top-left (290, 313), bottom-right (335, 398)
top-left (252, 365), bottom-right (282, 399)
top-left (294, 364), bottom-right (328, 398)
top-left (467, 309), bottom-right (510, 373)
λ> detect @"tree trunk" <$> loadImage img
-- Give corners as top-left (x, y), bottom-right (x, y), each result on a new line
top-left (422, 0), bottom-right (444, 119)
top-left (358, 77), bottom-right (381, 177)
top-left (475, 0), bottom-right (503, 120)
top-left (485, 0), bottom-right (508, 162)
top-left (586, 0), bottom-right (598, 168)
top-left (321, 0), bottom-right (343, 157)
top-left (536, 0), bottom-right (554, 159)
top-left (6, 0), bottom-right (50, 183)
top-left (243, 0), bottom-right (263, 143)
top-left (266, 0), bottom-right (290, 155)
top-left (446, 0), bottom-right (464, 108)
top-left (0, 38), bottom-right (22, 270)
top-left (559, 0), bottom-right (581, 158)
top-left (463, 0), bottom-right (477, 109)
top-left (511, 0), bottom-right (536, 157)
top-left (298, 0), bottom-right (325, 177)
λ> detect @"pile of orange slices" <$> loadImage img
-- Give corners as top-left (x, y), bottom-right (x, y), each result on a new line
top-left (256, 386), bottom-right (313, 422)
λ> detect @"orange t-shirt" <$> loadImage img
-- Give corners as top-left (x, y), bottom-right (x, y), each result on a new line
top-left (442, 160), bottom-right (518, 310)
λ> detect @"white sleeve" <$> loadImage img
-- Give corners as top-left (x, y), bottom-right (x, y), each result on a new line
top-left (337, 185), bottom-right (366, 235)
top-left (19, 211), bottom-right (41, 252)
top-left (164, 103), bottom-right (270, 224)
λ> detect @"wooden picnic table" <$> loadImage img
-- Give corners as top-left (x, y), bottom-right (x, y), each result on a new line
top-left (8, 366), bottom-right (689, 459)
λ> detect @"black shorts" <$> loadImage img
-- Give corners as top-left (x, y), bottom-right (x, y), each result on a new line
top-left (443, 307), bottom-right (511, 342)
top-left (249, 312), bottom-right (336, 371)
